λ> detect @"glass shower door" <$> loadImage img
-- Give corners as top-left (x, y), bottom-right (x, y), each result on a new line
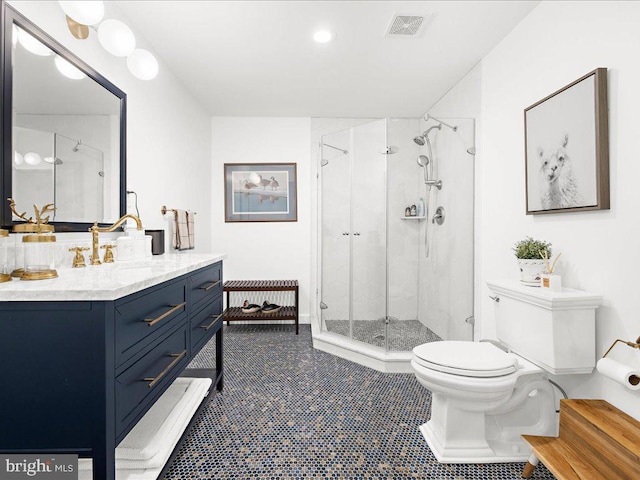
top-left (350, 119), bottom-right (388, 348)
top-left (320, 119), bottom-right (389, 349)
top-left (54, 134), bottom-right (104, 223)
top-left (320, 128), bottom-right (351, 338)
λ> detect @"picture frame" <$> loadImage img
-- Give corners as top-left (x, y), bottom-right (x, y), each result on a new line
top-left (524, 68), bottom-right (609, 215)
top-left (224, 163), bottom-right (297, 222)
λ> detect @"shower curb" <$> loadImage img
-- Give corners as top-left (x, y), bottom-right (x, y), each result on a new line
top-left (311, 319), bottom-right (413, 373)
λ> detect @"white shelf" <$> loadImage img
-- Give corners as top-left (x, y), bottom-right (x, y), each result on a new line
top-left (400, 216), bottom-right (426, 220)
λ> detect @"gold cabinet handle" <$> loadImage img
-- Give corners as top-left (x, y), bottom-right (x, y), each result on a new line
top-left (200, 313), bottom-right (224, 331)
top-left (143, 350), bottom-right (187, 388)
top-left (143, 302), bottom-right (186, 327)
top-left (200, 280), bottom-right (221, 291)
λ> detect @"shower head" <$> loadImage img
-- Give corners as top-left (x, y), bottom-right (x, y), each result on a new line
top-left (72, 140), bottom-right (81, 152)
top-left (416, 155), bottom-right (429, 167)
top-left (413, 125), bottom-right (442, 146)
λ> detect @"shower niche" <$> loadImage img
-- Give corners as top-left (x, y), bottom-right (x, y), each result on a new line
top-left (317, 117), bottom-right (474, 358)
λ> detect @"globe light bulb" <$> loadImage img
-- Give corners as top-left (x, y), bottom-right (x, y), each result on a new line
top-left (58, 1), bottom-right (105, 26)
top-left (127, 49), bottom-right (159, 80)
top-left (98, 19), bottom-right (136, 57)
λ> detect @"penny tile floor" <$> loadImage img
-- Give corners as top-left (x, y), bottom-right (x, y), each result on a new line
top-left (164, 325), bottom-right (554, 479)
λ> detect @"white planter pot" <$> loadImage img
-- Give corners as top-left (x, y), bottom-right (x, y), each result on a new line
top-left (517, 259), bottom-right (546, 285)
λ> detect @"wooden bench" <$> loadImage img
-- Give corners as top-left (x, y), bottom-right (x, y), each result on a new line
top-left (522, 399), bottom-right (640, 479)
top-left (223, 280), bottom-right (299, 334)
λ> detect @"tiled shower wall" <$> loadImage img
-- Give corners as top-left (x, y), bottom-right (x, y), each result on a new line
top-left (416, 117), bottom-right (475, 341)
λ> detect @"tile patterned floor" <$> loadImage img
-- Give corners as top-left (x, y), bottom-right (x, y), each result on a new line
top-left (164, 325), bottom-right (554, 479)
top-left (324, 319), bottom-right (442, 351)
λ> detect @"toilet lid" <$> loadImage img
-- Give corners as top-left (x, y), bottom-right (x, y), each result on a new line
top-left (413, 341), bottom-right (518, 378)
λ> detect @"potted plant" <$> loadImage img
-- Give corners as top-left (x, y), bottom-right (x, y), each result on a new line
top-left (513, 237), bottom-right (552, 285)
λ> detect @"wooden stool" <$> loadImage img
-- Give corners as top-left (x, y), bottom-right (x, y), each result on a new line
top-left (522, 399), bottom-right (640, 479)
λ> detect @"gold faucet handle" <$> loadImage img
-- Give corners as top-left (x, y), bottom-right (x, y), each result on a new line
top-left (101, 244), bottom-right (116, 263)
top-left (68, 246), bottom-right (89, 268)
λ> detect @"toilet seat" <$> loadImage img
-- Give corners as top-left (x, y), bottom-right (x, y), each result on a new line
top-left (413, 341), bottom-right (518, 378)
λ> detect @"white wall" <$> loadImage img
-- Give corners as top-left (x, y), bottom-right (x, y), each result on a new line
top-left (8, 1), bottom-right (212, 251)
top-left (430, 1), bottom-right (640, 418)
top-left (211, 117), bottom-right (312, 321)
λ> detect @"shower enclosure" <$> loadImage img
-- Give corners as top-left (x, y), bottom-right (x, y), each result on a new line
top-left (317, 117), bottom-right (474, 360)
top-left (13, 127), bottom-right (105, 223)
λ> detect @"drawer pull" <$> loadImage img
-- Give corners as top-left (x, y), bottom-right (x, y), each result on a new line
top-left (143, 350), bottom-right (187, 388)
top-left (143, 302), bottom-right (186, 327)
top-left (200, 313), bottom-right (224, 331)
top-left (200, 280), bottom-right (221, 291)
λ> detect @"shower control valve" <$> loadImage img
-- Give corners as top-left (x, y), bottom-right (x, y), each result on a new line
top-left (432, 206), bottom-right (445, 225)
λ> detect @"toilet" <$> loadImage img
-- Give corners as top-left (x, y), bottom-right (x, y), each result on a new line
top-left (411, 280), bottom-right (602, 464)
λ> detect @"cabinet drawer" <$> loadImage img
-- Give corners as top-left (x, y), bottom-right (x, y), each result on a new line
top-left (189, 263), bottom-right (222, 310)
top-left (191, 296), bottom-right (223, 352)
top-left (115, 279), bottom-right (187, 366)
top-left (115, 323), bottom-right (189, 437)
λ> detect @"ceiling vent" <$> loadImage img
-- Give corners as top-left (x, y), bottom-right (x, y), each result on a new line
top-left (386, 15), bottom-right (427, 38)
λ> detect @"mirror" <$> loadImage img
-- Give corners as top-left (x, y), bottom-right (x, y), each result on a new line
top-left (2, 4), bottom-right (126, 231)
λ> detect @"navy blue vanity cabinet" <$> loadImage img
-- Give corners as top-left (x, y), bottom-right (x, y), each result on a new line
top-left (0, 261), bottom-right (224, 480)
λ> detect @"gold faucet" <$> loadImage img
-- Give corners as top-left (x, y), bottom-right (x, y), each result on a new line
top-left (89, 214), bottom-right (143, 265)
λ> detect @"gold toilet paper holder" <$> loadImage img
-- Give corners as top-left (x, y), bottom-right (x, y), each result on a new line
top-left (602, 336), bottom-right (640, 358)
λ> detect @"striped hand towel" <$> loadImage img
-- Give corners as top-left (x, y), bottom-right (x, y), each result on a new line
top-left (173, 209), bottom-right (190, 251)
top-left (186, 210), bottom-right (195, 250)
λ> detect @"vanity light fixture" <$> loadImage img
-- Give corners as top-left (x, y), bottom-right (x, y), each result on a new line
top-left (14, 152), bottom-right (24, 166)
top-left (24, 152), bottom-right (42, 166)
top-left (98, 19), bottom-right (136, 57)
top-left (58, 1), bottom-right (105, 26)
top-left (43, 157), bottom-right (56, 165)
top-left (313, 30), bottom-right (335, 43)
top-left (17, 28), bottom-right (53, 56)
top-left (56, 2), bottom-right (159, 81)
top-left (127, 49), bottom-right (159, 80)
top-left (54, 56), bottom-right (86, 80)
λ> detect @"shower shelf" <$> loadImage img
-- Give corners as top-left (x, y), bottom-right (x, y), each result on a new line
top-left (223, 280), bottom-right (299, 334)
top-left (400, 216), bottom-right (426, 220)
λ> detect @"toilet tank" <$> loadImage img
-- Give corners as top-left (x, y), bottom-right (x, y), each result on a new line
top-left (487, 280), bottom-right (602, 375)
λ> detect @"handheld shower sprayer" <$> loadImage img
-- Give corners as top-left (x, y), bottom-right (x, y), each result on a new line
top-left (417, 155), bottom-right (429, 183)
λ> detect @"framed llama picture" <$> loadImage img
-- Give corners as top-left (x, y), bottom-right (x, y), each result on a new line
top-left (224, 163), bottom-right (297, 222)
top-left (524, 68), bottom-right (609, 215)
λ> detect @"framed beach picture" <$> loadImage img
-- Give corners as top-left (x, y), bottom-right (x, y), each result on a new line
top-left (524, 68), bottom-right (609, 215)
top-left (224, 163), bottom-right (297, 222)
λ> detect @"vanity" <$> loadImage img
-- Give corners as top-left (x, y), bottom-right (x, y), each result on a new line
top-left (0, 254), bottom-right (225, 479)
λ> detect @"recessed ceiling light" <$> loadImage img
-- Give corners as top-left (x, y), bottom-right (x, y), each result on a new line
top-left (313, 30), bottom-right (334, 43)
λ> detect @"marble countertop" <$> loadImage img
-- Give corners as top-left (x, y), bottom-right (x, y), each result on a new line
top-left (0, 253), bottom-right (226, 302)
